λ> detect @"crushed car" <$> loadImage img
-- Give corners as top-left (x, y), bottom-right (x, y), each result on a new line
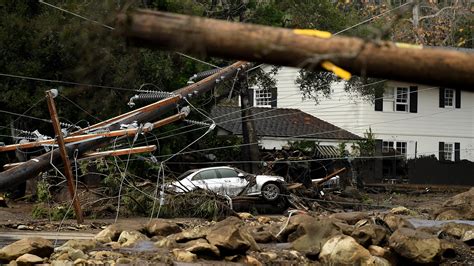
top-left (168, 166), bottom-right (286, 201)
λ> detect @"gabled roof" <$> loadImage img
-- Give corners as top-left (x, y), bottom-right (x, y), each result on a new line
top-left (211, 106), bottom-right (361, 140)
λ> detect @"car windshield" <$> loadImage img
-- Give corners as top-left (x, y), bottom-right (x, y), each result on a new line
top-left (176, 169), bottom-right (197, 180)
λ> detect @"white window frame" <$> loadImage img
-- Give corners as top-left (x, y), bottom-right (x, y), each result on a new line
top-left (382, 141), bottom-right (394, 153)
top-left (254, 88), bottom-right (272, 107)
top-left (394, 87), bottom-right (409, 112)
top-left (396, 142), bottom-right (407, 156)
top-left (443, 143), bottom-right (454, 161)
top-left (444, 88), bottom-right (455, 108)
top-left (383, 140), bottom-right (407, 157)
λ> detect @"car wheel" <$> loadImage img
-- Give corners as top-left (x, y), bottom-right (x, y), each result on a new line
top-left (261, 182), bottom-right (280, 201)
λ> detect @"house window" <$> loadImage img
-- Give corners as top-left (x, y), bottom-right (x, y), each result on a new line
top-left (382, 141), bottom-right (394, 153)
top-left (396, 142), bottom-right (407, 156)
top-left (395, 87), bottom-right (409, 112)
top-left (444, 88), bottom-right (454, 107)
top-left (255, 88), bottom-right (272, 107)
top-left (443, 143), bottom-right (454, 161)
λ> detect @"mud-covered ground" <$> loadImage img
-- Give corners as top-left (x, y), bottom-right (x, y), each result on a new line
top-left (0, 188), bottom-right (472, 265)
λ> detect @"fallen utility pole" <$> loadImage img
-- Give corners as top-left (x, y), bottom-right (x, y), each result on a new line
top-left (313, 167), bottom-right (347, 187)
top-left (0, 111), bottom-right (188, 153)
top-left (0, 61), bottom-right (249, 190)
top-left (116, 9), bottom-right (474, 89)
top-left (3, 145), bottom-right (157, 170)
top-left (45, 90), bottom-right (84, 224)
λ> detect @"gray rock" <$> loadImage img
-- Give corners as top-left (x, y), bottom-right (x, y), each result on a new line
top-left (58, 239), bottom-right (96, 252)
top-left (389, 228), bottom-right (441, 264)
top-left (0, 237), bottom-right (53, 261)
top-left (461, 230), bottom-right (474, 245)
top-left (146, 219), bottom-right (182, 237)
top-left (117, 230), bottom-right (148, 247)
top-left (206, 216), bottom-right (259, 255)
top-left (15, 254), bottom-right (43, 266)
top-left (383, 214), bottom-right (415, 232)
top-left (319, 235), bottom-right (372, 265)
top-left (329, 212), bottom-right (369, 225)
top-left (184, 238), bottom-right (220, 258)
top-left (172, 249), bottom-right (197, 262)
top-left (351, 224), bottom-right (389, 247)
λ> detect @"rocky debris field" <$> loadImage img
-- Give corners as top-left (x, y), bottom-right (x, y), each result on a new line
top-left (0, 188), bottom-right (473, 265)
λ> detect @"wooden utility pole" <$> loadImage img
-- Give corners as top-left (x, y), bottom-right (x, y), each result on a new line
top-left (0, 61), bottom-right (249, 190)
top-left (45, 90), bottom-right (84, 224)
top-left (116, 9), bottom-right (474, 89)
top-left (238, 78), bottom-right (260, 173)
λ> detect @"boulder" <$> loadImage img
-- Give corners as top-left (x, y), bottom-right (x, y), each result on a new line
top-left (0, 237), bottom-right (53, 261)
top-left (91, 251), bottom-right (123, 260)
top-left (436, 188), bottom-right (474, 220)
top-left (257, 216), bottom-right (271, 224)
top-left (172, 249), bottom-right (197, 262)
top-left (242, 255), bottom-right (262, 266)
top-left (260, 252), bottom-right (278, 260)
top-left (368, 245), bottom-right (397, 265)
top-left (250, 226), bottom-right (276, 243)
top-left (146, 219), bottom-right (182, 237)
top-left (15, 254), bottom-right (43, 266)
top-left (94, 222), bottom-right (145, 243)
top-left (351, 224), bottom-right (389, 247)
top-left (290, 218), bottom-right (342, 256)
top-left (389, 228), bottom-right (441, 264)
top-left (206, 216), bottom-right (259, 255)
top-left (173, 228), bottom-right (209, 243)
top-left (383, 214), bottom-right (414, 232)
top-left (461, 230), bottom-right (474, 245)
top-left (439, 222), bottom-right (474, 239)
top-left (117, 230), bottom-right (148, 247)
top-left (58, 239), bottom-right (96, 252)
top-left (184, 239), bottom-right (220, 258)
top-left (329, 212), bottom-right (369, 225)
top-left (319, 235), bottom-right (372, 265)
top-left (238, 212), bottom-right (254, 220)
top-left (67, 249), bottom-right (87, 261)
top-left (390, 206), bottom-right (417, 216)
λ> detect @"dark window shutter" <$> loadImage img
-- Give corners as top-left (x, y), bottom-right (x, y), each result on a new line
top-left (439, 142), bottom-right (445, 161)
top-left (454, 142), bottom-right (460, 161)
top-left (455, 89), bottom-right (461, 108)
top-left (439, 87), bottom-right (445, 108)
top-left (409, 86), bottom-right (418, 113)
top-left (248, 88), bottom-right (254, 107)
top-left (270, 88), bottom-right (277, 108)
top-left (374, 88), bottom-right (383, 111)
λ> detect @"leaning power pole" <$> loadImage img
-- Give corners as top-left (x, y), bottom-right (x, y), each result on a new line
top-left (116, 9), bottom-right (474, 89)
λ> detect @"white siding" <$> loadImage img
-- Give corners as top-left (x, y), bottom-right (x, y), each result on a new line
top-left (273, 67), bottom-right (474, 161)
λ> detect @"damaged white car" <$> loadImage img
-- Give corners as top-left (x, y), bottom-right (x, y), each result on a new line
top-left (169, 166), bottom-right (285, 201)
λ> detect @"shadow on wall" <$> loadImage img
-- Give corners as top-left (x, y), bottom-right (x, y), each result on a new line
top-left (408, 156), bottom-right (474, 186)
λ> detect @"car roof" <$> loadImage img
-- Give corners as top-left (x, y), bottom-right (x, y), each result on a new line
top-left (195, 166), bottom-right (235, 171)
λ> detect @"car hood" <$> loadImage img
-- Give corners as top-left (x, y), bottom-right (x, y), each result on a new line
top-left (255, 175), bottom-right (285, 182)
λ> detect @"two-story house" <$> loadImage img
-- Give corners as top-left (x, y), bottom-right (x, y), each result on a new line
top-left (248, 66), bottom-right (474, 162)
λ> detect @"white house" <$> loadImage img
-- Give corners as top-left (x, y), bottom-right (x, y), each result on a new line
top-left (250, 66), bottom-right (474, 162)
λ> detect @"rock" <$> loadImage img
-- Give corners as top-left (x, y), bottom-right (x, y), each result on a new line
top-left (288, 217), bottom-right (341, 256)
top-left (116, 257), bottom-right (132, 264)
top-left (117, 230), bottom-right (148, 247)
top-left (173, 228), bottom-right (208, 243)
top-left (15, 254), bottom-right (43, 266)
top-left (351, 224), bottom-right (389, 247)
top-left (104, 241), bottom-right (121, 249)
top-left (92, 251), bottom-right (123, 260)
top-left (383, 214), bottom-right (414, 232)
top-left (260, 252), bottom-right (278, 260)
top-left (243, 255), bottom-right (262, 266)
top-left (329, 212), bottom-right (369, 225)
top-left (390, 206), bottom-right (417, 216)
top-left (389, 228), bottom-right (441, 264)
top-left (250, 226), bottom-right (276, 243)
top-left (0, 237), bottom-right (53, 261)
top-left (59, 239), bottom-right (96, 252)
top-left (184, 239), bottom-right (220, 258)
top-left (334, 222), bottom-right (355, 235)
top-left (51, 260), bottom-right (73, 266)
top-left (16, 225), bottom-right (32, 231)
top-left (68, 249), bottom-right (87, 261)
top-left (206, 217), bottom-right (259, 255)
top-left (365, 256), bottom-right (391, 266)
top-left (73, 258), bottom-right (87, 265)
top-left (146, 219), bottom-right (182, 237)
top-left (368, 245), bottom-right (397, 265)
top-left (461, 230), bottom-right (474, 245)
top-left (154, 237), bottom-right (177, 249)
top-left (437, 188), bottom-right (474, 220)
top-left (238, 212), bottom-right (254, 220)
top-left (319, 235), bottom-right (372, 265)
top-left (94, 222), bottom-right (145, 243)
top-left (257, 216), bottom-right (271, 224)
top-left (439, 222), bottom-right (474, 239)
top-left (172, 249), bottom-right (197, 262)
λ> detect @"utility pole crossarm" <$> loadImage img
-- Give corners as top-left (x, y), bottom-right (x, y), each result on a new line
top-left (116, 9), bottom-right (474, 89)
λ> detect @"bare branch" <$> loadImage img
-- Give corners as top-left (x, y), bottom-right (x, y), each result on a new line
top-left (418, 6), bottom-right (458, 21)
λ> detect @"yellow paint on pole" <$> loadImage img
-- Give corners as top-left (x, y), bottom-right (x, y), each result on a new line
top-left (293, 29), bottom-right (332, 39)
top-left (321, 61), bottom-right (352, 80)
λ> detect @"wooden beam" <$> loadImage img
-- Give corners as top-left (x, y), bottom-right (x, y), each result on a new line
top-left (313, 167), bottom-right (347, 187)
top-left (45, 90), bottom-right (84, 224)
top-left (3, 145), bottom-right (157, 170)
top-left (116, 9), bottom-right (474, 89)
